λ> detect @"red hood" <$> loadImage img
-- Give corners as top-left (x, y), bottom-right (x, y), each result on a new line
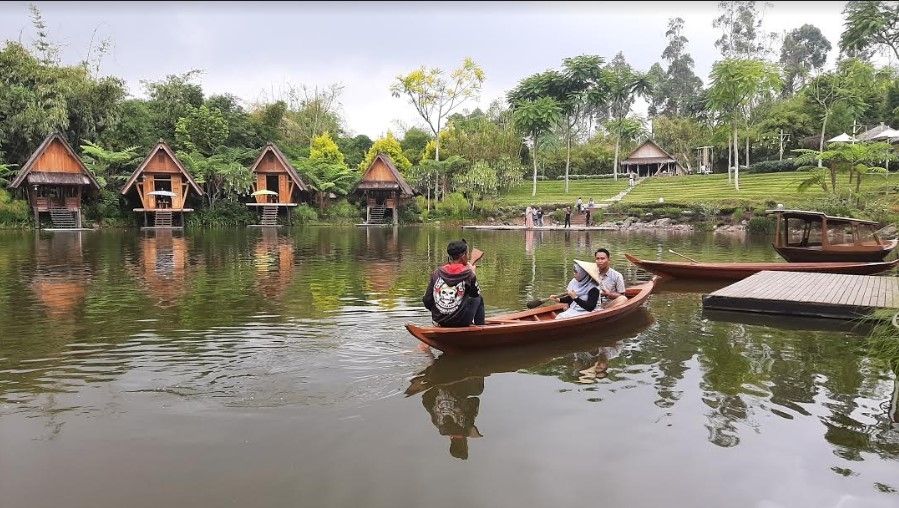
top-left (441, 263), bottom-right (470, 275)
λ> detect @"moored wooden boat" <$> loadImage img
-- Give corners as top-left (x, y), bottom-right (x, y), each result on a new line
top-left (405, 278), bottom-right (657, 353)
top-left (624, 253), bottom-right (899, 280)
top-left (768, 209), bottom-right (898, 262)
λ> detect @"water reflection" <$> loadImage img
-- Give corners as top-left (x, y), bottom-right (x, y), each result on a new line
top-left (129, 230), bottom-right (191, 308)
top-left (30, 232), bottom-right (90, 319)
top-left (252, 228), bottom-right (295, 301)
top-left (1, 227), bottom-right (898, 507)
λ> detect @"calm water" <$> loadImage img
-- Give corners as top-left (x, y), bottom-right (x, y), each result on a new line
top-left (0, 226), bottom-right (897, 508)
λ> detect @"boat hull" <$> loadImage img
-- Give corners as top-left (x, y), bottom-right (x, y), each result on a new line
top-left (624, 253), bottom-right (899, 281)
top-left (773, 239), bottom-right (898, 262)
top-left (405, 279), bottom-right (656, 353)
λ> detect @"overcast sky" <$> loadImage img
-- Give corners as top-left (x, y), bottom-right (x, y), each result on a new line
top-left (1, 1), bottom-right (851, 138)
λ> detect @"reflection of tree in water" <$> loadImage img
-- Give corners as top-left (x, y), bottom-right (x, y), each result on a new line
top-left (697, 326), bottom-right (758, 448)
top-left (421, 378), bottom-right (484, 460)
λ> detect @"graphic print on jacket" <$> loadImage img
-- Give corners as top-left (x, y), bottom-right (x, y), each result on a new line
top-left (434, 277), bottom-right (466, 314)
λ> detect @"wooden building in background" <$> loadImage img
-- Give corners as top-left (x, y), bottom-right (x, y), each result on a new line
top-left (620, 139), bottom-right (685, 177)
top-left (8, 132), bottom-right (100, 229)
top-left (354, 153), bottom-right (414, 225)
top-left (121, 141), bottom-right (203, 229)
top-left (247, 143), bottom-right (309, 226)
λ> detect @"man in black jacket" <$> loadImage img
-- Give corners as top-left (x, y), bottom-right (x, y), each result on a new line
top-left (423, 240), bottom-right (485, 327)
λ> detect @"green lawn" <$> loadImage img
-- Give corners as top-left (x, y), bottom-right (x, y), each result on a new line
top-left (621, 172), bottom-right (899, 206)
top-left (497, 179), bottom-right (629, 207)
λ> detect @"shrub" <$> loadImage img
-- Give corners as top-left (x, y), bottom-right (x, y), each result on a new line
top-left (747, 216), bottom-right (775, 234)
top-left (435, 192), bottom-right (469, 218)
top-left (324, 199), bottom-right (361, 220)
top-left (0, 189), bottom-right (29, 227)
top-left (293, 204), bottom-right (319, 224)
top-left (187, 199), bottom-right (256, 228)
top-left (746, 159), bottom-right (797, 174)
top-left (84, 189), bottom-right (131, 226)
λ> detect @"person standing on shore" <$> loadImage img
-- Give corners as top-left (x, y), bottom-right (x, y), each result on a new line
top-left (525, 205), bottom-right (534, 228)
top-left (564, 206), bottom-right (571, 228)
top-left (576, 197), bottom-right (583, 214)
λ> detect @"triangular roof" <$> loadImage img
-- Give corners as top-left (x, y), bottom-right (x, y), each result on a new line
top-left (356, 153), bottom-right (414, 197)
top-left (856, 123), bottom-right (892, 141)
top-left (247, 143), bottom-right (308, 192)
top-left (827, 133), bottom-right (857, 143)
top-left (9, 132), bottom-right (100, 190)
top-left (621, 139), bottom-right (679, 164)
top-left (121, 141), bottom-right (204, 196)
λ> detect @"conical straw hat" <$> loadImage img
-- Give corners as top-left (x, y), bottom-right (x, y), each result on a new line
top-left (573, 259), bottom-right (601, 284)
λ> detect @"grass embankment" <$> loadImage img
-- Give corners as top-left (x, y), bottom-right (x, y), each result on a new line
top-left (621, 172), bottom-right (899, 206)
top-left (497, 179), bottom-right (629, 207)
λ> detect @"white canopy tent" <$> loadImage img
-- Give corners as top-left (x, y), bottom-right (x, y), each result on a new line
top-left (827, 133), bottom-right (857, 143)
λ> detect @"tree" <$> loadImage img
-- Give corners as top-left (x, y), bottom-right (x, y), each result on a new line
top-left (309, 132), bottom-right (346, 166)
top-left (653, 116), bottom-right (710, 171)
top-left (281, 83), bottom-right (344, 147)
top-left (605, 54), bottom-right (652, 180)
top-left (80, 140), bottom-right (140, 189)
top-left (400, 127), bottom-right (432, 165)
top-left (840, 1), bottom-right (899, 61)
top-left (175, 105), bottom-right (229, 155)
top-left (780, 24), bottom-right (831, 96)
top-left (358, 132), bottom-right (412, 173)
top-left (804, 60), bottom-right (870, 168)
top-left (143, 71), bottom-right (204, 143)
top-left (390, 58), bottom-right (485, 161)
top-left (178, 148), bottom-right (254, 207)
top-left (0, 41), bottom-right (125, 164)
top-left (707, 58), bottom-right (781, 190)
top-left (794, 141), bottom-right (892, 201)
top-left (336, 134), bottom-right (372, 169)
top-left (511, 97), bottom-right (561, 196)
top-left (295, 158), bottom-right (356, 210)
top-left (713, 1), bottom-right (776, 58)
top-left (655, 18), bottom-right (705, 116)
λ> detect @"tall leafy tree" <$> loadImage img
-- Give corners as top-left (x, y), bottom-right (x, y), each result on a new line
top-left (707, 58), bottom-right (781, 190)
top-left (281, 83), bottom-right (344, 147)
top-left (804, 59), bottom-right (870, 167)
top-left (654, 18), bottom-right (704, 116)
top-left (390, 58), bottom-right (485, 161)
top-left (840, 1), bottom-right (899, 61)
top-left (780, 24), bottom-right (832, 96)
top-left (400, 127), bottom-right (432, 165)
top-left (80, 141), bottom-right (140, 189)
top-left (605, 53), bottom-right (652, 181)
top-left (712, 1), bottom-right (776, 58)
top-left (510, 97), bottom-right (561, 196)
top-left (142, 71), bottom-right (204, 143)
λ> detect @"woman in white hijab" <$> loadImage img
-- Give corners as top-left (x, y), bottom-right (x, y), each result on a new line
top-left (551, 260), bottom-right (600, 319)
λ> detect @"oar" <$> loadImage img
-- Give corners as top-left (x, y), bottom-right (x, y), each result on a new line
top-left (668, 249), bottom-right (699, 264)
top-left (526, 292), bottom-right (565, 309)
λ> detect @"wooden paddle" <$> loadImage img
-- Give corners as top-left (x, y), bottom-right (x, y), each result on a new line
top-left (668, 249), bottom-right (699, 263)
top-left (526, 292), bottom-right (563, 309)
top-left (469, 247), bottom-right (484, 265)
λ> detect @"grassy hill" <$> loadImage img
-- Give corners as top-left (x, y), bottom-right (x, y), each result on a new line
top-left (493, 172), bottom-right (898, 210)
top-left (621, 172), bottom-right (899, 206)
top-left (497, 179), bottom-right (629, 207)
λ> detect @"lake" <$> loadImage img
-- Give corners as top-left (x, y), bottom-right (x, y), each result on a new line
top-left (0, 226), bottom-right (897, 508)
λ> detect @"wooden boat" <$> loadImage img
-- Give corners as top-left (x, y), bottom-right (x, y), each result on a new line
top-left (768, 209), bottom-right (898, 262)
top-left (624, 253), bottom-right (899, 281)
top-left (405, 278), bottom-right (657, 353)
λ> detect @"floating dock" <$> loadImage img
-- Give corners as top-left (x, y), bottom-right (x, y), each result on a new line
top-left (702, 270), bottom-right (899, 320)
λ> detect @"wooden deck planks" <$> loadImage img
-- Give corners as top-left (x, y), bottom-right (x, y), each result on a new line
top-left (702, 270), bottom-right (899, 320)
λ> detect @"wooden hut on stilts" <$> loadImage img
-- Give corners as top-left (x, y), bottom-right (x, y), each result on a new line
top-left (8, 132), bottom-right (100, 230)
top-left (246, 143), bottom-right (309, 227)
top-left (354, 153), bottom-right (414, 225)
top-left (121, 141), bottom-right (203, 229)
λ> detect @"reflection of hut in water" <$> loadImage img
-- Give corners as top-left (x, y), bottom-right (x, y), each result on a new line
top-left (131, 230), bottom-right (190, 308)
top-left (362, 226), bottom-right (401, 295)
top-left (8, 132), bottom-right (100, 229)
top-left (29, 232), bottom-right (90, 318)
top-left (121, 141), bottom-right (204, 229)
top-left (252, 228), bottom-right (295, 301)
